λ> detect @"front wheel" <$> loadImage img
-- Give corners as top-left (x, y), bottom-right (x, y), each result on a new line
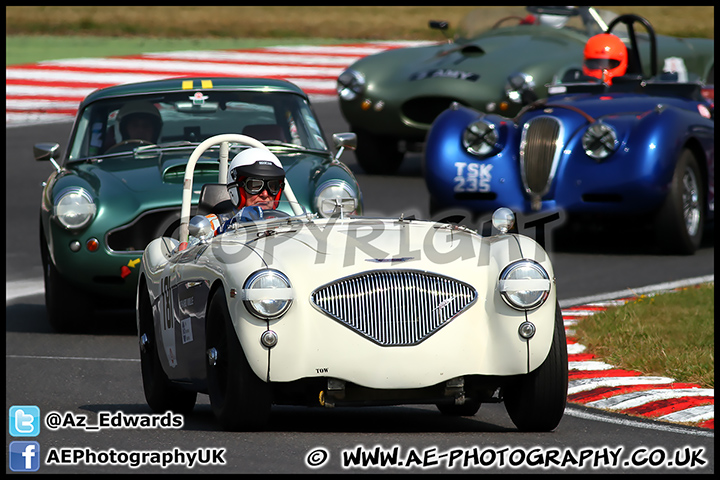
top-left (138, 280), bottom-right (197, 414)
top-left (41, 230), bottom-right (92, 332)
top-left (353, 127), bottom-right (404, 175)
top-left (206, 286), bottom-right (271, 431)
top-left (503, 303), bottom-right (568, 432)
top-left (654, 149), bottom-right (705, 255)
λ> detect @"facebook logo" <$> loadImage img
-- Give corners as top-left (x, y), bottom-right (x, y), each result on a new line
top-left (9, 441), bottom-right (41, 472)
top-left (9, 405), bottom-right (40, 437)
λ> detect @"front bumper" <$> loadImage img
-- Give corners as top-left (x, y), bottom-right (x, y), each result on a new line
top-left (46, 222), bottom-right (146, 300)
top-left (231, 262), bottom-right (557, 389)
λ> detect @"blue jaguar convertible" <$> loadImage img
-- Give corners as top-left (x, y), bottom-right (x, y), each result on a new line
top-left (423, 14), bottom-right (713, 255)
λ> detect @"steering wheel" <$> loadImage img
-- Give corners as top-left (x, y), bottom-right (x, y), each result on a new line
top-left (606, 14), bottom-right (658, 79)
top-left (105, 139), bottom-right (157, 154)
top-left (492, 16), bottom-right (527, 29)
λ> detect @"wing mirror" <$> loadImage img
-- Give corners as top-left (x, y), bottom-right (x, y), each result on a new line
top-left (189, 215), bottom-right (215, 242)
top-left (429, 20), bottom-right (452, 43)
top-left (332, 132), bottom-right (357, 162)
top-left (33, 142), bottom-right (62, 172)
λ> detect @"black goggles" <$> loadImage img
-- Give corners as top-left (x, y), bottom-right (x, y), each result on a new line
top-left (238, 177), bottom-right (284, 196)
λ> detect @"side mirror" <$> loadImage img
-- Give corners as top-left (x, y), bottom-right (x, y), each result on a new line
top-left (332, 132), bottom-right (357, 162)
top-left (33, 143), bottom-right (62, 172)
top-left (33, 142), bottom-right (61, 162)
top-left (188, 215), bottom-right (215, 242)
top-left (429, 20), bottom-right (449, 31)
top-left (429, 20), bottom-right (452, 43)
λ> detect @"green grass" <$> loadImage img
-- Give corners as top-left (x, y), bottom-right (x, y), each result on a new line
top-left (574, 283), bottom-right (714, 388)
top-left (6, 6), bottom-right (714, 66)
top-left (5, 35), bottom-right (356, 66)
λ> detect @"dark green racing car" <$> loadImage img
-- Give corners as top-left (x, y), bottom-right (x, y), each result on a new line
top-left (35, 77), bottom-right (362, 332)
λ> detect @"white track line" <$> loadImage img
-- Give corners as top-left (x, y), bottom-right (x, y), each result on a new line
top-left (564, 406), bottom-right (714, 437)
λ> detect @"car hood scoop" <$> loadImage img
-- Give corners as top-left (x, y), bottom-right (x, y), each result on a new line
top-left (161, 161), bottom-right (220, 184)
top-left (435, 43), bottom-right (485, 60)
top-left (459, 44), bottom-right (485, 57)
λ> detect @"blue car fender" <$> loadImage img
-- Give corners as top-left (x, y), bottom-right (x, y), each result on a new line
top-left (551, 105), bottom-right (705, 214)
top-left (614, 106), bottom-right (705, 192)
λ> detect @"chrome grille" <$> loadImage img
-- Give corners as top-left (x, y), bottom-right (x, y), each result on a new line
top-left (520, 116), bottom-right (562, 196)
top-left (311, 270), bottom-right (477, 346)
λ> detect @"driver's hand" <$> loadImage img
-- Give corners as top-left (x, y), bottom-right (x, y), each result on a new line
top-left (234, 206), bottom-right (264, 223)
top-left (215, 207), bottom-right (264, 235)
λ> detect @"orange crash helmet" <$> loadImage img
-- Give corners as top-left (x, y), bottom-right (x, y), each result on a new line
top-left (582, 33), bottom-right (628, 85)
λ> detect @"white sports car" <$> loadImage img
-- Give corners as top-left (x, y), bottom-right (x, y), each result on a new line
top-left (136, 134), bottom-right (568, 432)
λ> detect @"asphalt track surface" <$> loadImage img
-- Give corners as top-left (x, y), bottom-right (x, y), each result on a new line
top-left (5, 43), bottom-right (714, 473)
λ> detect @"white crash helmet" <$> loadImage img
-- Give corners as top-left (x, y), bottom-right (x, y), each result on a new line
top-left (226, 148), bottom-right (285, 208)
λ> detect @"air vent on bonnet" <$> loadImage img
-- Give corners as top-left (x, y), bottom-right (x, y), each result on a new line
top-left (163, 163), bottom-right (219, 182)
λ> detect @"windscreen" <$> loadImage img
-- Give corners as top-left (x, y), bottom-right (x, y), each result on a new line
top-left (67, 90), bottom-right (328, 161)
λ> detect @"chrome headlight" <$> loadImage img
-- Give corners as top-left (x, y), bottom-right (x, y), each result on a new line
top-left (314, 180), bottom-right (360, 218)
top-left (462, 118), bottom-right (499, 156)
top-left (53, 188), bottom-right (96, 230)
top-left (505, 72), bottom-right (536, 104)
top-left (337, 69), bottom-right (366, 101)
top-left (498, 260), bottom-right (551, 310)
top-left (242, 270), bottom-right (293, 319)
top-left (582, 122), bottom-right (618, 161)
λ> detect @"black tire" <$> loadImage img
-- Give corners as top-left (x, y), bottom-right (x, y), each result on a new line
top-left (654, 149), bottom-right (705, 255)
top-left (436, 399), bottom-right (481, 416)
top-left (504, 303), bottom-right (568, 432)
top-left (40, 230), bottom-right (92, 333)
top-left (353, 127), bottom-right (404, 175)
top-left (138, 280), bottom-right (197, 414)
top-left (206, 286), bottom-right (271, 431)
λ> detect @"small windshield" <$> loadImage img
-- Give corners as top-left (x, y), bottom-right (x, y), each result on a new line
top-left (454, 6), bottom-right (617, 42)
top-left (67, 90), bottom-right (328, 161)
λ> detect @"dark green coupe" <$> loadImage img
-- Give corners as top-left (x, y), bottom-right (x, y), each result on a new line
top-left (337, 6), bottom-right (714, 174)
top-left (35, 77), bottom-right (362, 332)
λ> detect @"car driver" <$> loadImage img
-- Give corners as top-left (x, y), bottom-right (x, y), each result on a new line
top-left (198, 147), bottom-right (286, 236)
top-left (582, 33), bottom-right (628, 85)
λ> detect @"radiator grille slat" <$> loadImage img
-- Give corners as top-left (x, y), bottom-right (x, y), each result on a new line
top-left (311, 270), bottom-right (477, 346)
top-left (521, 116), bottom-right (562, 195)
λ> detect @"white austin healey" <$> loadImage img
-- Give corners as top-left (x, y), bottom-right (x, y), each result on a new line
top-left (136, 134), bottom-right (567, 432)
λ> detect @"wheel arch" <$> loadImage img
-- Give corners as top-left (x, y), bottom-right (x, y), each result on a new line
top-left (206, 279), bottom-right (227, 319)
top-left (136, 271), bottom-right (148, 331)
